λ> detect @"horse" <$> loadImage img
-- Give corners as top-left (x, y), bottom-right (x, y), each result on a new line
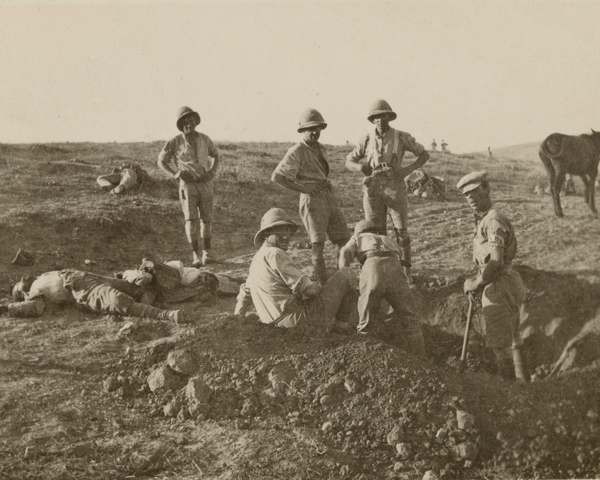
top-left (539, 130), bottom-right (600, 217)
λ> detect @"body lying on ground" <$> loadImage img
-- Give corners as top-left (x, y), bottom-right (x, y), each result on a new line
top-left (97, 163), bottom-right (148, 194)
top-left (3, 269), bottom-right (184, 323)
top-left (234, 208), bottom-right (357, 332)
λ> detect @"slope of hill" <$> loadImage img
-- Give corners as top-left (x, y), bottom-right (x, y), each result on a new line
top-left (0, 142), bottom-right (599, 479)
top-left (476, 140), bottom-right (542, 163)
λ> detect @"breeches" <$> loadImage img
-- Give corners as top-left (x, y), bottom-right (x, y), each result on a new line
top-left (276, 267), bottom-right (358, 329)
top-left (180, 180), bottom-right (214, 222)
top-left (299, 191), bottom-right (350, 244)
top-left (482, 270), bottom-right (526, 348)
top-left (362, 180), bottom-right (409, 236)
top-left (357, 257), bottom-right (418, 332)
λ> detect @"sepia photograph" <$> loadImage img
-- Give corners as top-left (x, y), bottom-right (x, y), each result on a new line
top-left (1, 1), bottom-right (599, 478)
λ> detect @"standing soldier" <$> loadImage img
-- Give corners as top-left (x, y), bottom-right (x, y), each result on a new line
top-left (158, 107), bottom-right (220, 267)
top-left (271, 108), bottom-right (351, 284)
top-left (441, 139), bottom-right (448, 153)
top-left (345, 99), bottom-right (430, 283)
top-left (431, 139), bottom-right (437, 151)
top-left (458, 171), bottom-right (529, 382)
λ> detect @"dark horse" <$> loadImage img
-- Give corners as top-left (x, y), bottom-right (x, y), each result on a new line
top-left (539, 130), bottom-right (600, 217)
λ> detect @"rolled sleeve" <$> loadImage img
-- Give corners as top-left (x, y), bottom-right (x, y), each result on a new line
top-left (401, 133), bottom-right (425, 156)
top-left (271, 250), bottom-right (312, 295)
top-left (274, 148), bottom-right (302, 182)
top-left (158, 138), bottom-right (176, 164)
top-left (346, 136), bottom-right (368, 164)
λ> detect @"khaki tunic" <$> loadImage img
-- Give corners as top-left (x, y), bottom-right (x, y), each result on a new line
top-left (473, 208), bottom-right (525, 348)
top-left (273, 141), bottom-right (349, 244)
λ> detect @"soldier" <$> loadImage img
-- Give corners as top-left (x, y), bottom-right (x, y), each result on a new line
top-left (158, 106), bottom-right (220, 267)
top-left (441, 139), bottom-right (448, 153)
top-left (271, 108), bottom-right (351, 284)
top-left (2, 269), bottom-right (185, 323)
top-left (458, 171), bottom-right (529, 381)
top-left (431, 139), bottom-right (437, 151)
top-left (97, 163), bottom-right (147, 194)
top-left (339, 219), bottom-right (425, 355)
top-left (345, 99), bottom-right (430, 283)
top-left (234, 208), bottom-right (357, 331)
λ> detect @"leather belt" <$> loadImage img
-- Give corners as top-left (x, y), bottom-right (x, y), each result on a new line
top-left (365, 251), bottom-right (396, 260)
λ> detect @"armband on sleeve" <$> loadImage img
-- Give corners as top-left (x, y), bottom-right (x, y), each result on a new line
top-left (488, 233), bottom-right (506, 248)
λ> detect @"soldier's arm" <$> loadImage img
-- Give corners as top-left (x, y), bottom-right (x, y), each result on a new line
top-left (271, 172), bottom-right (322, 195)
top-left (157, 141), bottom-right (179, 178)
top-left (464, 247), bottom-right (504, 293)
top-left (203, 139), bottom-right (220, 181)
top-left (234, 283), bottom-right (253, 316)
top-left (345, 137), bottom-right (369, 173)
top-left (338, 238), bottom-right (358, 268)
top-left (393, 134), bottom-right (430, 179)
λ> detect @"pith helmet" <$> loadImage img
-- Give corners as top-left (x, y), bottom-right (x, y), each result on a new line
top-left (367, 99), bottom-right (397, 123)
top-left (354, 219), bottom-right (379, 236)
top-left (176, 106), bottom-right (201, 132)
top-left (298, 108), bottom-right (327, 133)
top-left (456, 171), bottom-right (489, 194)
top-left (254, 208), bottom-right (298, 247)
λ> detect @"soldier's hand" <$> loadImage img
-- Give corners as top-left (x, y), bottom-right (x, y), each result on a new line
top-left (361, 163), bottom-right (373, 177)
top-left (177, 171), bottom-right (195, 182)
top-left (463, 278), bottom-right (479, 294)
top-left (304, 183), bottom-right (322, 195)
top-left (203, 169), bottom-right (216, 182)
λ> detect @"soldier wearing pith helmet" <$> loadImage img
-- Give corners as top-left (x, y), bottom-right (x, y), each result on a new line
top-left (158, 106), bottom-right (220, 267)
top-left (271, 108), bottom-right (351, 284)
top-left (458, 171), bottom-right (529, 382)
top-left (345, 99), bottom-right (430, 283)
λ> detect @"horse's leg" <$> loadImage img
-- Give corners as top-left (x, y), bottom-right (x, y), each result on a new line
top-left (588, 171), bottom-right (598, 216)
top-left (540, 152), bottom-right (561, 217)
top-left (581, 175), bottom-right (590, 205)
top-left (552, 161), bottom-right (566, 218)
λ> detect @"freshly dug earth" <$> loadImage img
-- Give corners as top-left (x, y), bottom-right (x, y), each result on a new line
top-left (1, 142), bottom-right (599, 479)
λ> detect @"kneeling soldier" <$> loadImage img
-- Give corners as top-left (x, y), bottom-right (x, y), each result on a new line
top-left (339, 219), bottom-right (425, 356)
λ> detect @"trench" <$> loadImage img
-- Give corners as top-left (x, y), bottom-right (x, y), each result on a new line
top-left (416, 265), bottom-right (600, 378)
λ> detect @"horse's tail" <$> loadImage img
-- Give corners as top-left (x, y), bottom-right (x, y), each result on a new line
top-left (540, 133), bottom-right (567, 159)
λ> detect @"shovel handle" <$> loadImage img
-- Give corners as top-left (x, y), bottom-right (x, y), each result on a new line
top-left (459, 293), bottom-right (475, 370)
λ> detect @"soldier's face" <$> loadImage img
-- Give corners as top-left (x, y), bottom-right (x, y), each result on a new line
top-left (463, 184), bottom-right (491, 212)
top-left (265, 226), bottom-right (293, 250)
top-left (371, 114), bottom-right (392, 134)
top-left (302, 126), bottom-right (322, 145)
top-left (181, 115), bottom-right (196, 134)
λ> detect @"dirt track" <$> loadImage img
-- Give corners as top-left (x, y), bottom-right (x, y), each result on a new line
top-left (1, 142), bottom-right (599, 479)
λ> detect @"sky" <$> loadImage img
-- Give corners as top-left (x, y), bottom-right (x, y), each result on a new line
top-left (1, 1), bottom-right (599, 153)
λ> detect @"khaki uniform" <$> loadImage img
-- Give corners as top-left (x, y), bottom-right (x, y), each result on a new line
top-left (158, 132), bottom-right (219, 222)
top-left (237, 245), bottom-right (357, 329)
top-left (340, 233), bottom-right (421, 337)
top-left (273, 141), bottom-right (349, 244)
top-left (346, 128), bottom-right (425, 265)
top-left (8, 270), bottom-right (145, 318)
top-left (473, 208), bottom-right (525, 348)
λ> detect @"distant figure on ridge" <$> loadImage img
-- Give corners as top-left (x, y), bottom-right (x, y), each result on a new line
top-left (441, 139), bottom-right (448, 153)
top-left (158, 107), bottom-right (220, 267)
top-left (431, 139), bottom-right (437, 151)
top-left (345, 99), bottom-right (430, 283)
top-left (271, 108), bottom-right (351, 284)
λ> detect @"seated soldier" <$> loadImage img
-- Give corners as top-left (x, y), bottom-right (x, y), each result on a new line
top-left (97, 163), bottom-right (147, 194)
top-left (234, 208), bottom-right (357, 332)
top-left (2, 269), bottom-right (185, 323)
top-left (339, 219), bottom-right (425, 355)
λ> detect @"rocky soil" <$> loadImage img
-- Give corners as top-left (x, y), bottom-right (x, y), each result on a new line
top-left (1, 141), bottom-right (599, 479)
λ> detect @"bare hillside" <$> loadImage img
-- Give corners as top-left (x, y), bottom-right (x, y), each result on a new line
top-left (1, 142), bottom-right (599, 479)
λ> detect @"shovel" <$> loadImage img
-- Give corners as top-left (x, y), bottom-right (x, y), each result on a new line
top-left (459, 292), bottom-right (475, 373)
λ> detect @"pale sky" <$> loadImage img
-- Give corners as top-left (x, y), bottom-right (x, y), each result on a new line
top-left (1, 1), bottom-right (599, 152)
